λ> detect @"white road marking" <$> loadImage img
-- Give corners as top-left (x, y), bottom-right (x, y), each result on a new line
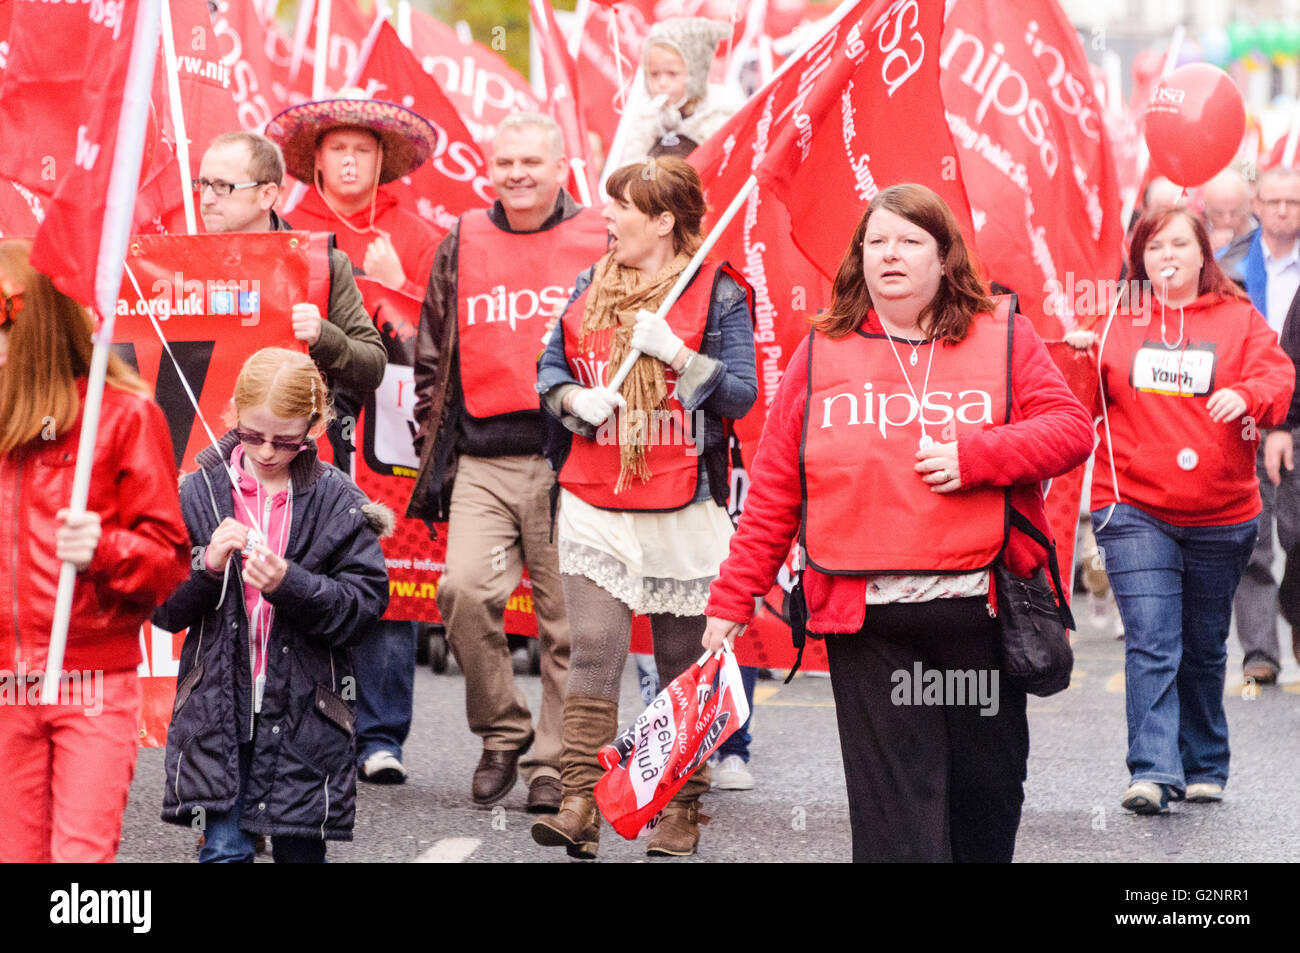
top-left (415, 837), bottom-right (481, 863)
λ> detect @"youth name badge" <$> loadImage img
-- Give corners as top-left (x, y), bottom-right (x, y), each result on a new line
top-left (1130, 345), bottom-right (1216, 396)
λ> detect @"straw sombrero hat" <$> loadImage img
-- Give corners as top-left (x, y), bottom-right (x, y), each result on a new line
top-left (267, 89), bottom-right (438, 186)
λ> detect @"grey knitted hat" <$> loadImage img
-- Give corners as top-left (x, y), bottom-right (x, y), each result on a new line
top-left (642, 17), bottom-right (731, 104)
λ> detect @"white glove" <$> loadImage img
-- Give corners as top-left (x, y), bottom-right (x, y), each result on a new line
top-left (570, 386), bottom-right (626, 427)
top-left (629, 308), bottom-right (685, 364)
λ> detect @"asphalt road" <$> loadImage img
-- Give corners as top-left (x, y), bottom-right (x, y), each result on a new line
top-left (117, 587), bottom-right (1300, 864)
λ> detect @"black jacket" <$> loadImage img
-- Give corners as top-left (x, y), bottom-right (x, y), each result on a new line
top-left (1277, 288), bottom-right (1300, 430)
top-left (154, 432), bottom-right (391, 841)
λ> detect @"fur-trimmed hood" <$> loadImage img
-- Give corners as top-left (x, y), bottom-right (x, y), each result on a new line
top-left (361, 501), bottom-right (396, 538)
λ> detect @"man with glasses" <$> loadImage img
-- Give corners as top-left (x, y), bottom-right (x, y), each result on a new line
top-left (196, 132), bottom-right (385, 397)
top-left (1224, 166), bottom-right (1300, 685)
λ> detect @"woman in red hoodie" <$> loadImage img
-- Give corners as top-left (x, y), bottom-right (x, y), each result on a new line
top-left (1074, 206), bottom-right (1293, 815)
top-left (703, 185), bottom-right (1094, 862)
top-left (0, 240), bottom-right (190, 862)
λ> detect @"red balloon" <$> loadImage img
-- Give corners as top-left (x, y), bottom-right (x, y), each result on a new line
top-left (1144, 63), bottom-right (1246, 187)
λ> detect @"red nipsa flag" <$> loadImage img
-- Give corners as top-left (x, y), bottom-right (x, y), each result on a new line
top-left (0, 0), bottom-right (159, 314)
top-left (939, 0), bottom-right (1123, 337)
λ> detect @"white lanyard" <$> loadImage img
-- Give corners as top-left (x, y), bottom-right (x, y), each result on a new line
top-left (882, 324), bottom-right (937, 450)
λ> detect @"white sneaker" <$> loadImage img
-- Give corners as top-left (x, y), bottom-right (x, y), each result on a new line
top-left (712, 754), bottom-right (754, 791)
top-left (360, 750), bottom-right (407, 784)
top-left (1185, 782), bottom-right (1224, 803)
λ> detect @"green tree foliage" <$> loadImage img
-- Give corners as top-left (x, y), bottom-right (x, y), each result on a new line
top-left (432, 0), bottom-right (578, 76)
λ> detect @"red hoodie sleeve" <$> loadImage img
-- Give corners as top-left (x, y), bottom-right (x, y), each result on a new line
top-left (959, 314), bottom-right (1095, 488)
top-left (705, 334), bottom-right (811, 625)
top-left (85, 393), bottom-right (191, 608)
top-left (1229, 305), bottom-right (1295, 429)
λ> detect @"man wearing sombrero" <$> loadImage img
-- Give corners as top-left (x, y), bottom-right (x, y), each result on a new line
top-left (268, 90), bottom-right (441, 298)
top-left (266, 93), bottom-right (442, 788)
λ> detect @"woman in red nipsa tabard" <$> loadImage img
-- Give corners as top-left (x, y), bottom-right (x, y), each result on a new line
top-left (0, 239), bottom-right (190, 862)
top-left (703, 184), bottom-right (1094, 863)
top-left (1069, 206), bottom-right (1293, 816)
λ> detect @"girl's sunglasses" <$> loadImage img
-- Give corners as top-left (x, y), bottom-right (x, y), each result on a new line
top-left (235, 428), bottom-right (308, 452)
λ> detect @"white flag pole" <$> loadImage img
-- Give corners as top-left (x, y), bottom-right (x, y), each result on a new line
top-left (43, 0), bottom-right (162, 704)
top-left (566, 0), bottom-right (592, 61)
top-left (606, 175), bottom-right (758, 393)
top-left (159, 0), bottom-right (197, 234)
top-left (1282, 97), bottom-right (1300, 168)
top-left (289, 0), bottom-right (316, 87)
top-left (396, 0), bottom-right (413, 47)
top-left (313, 0), bottom-right (333, 101)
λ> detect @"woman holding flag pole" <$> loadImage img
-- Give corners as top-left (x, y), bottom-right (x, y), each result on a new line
top-left (532, 156), bottom-right (757, 858)
top-left (702, 184), bottom-right (1094, 862)
top-left (0, 240), bottom-right (190, 862)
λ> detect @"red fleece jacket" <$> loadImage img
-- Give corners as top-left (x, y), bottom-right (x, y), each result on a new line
top-left (706, 312), bottom-right (1094, 635)
top-left (290, 187), bottom-right (440, 298)
top-left (1090, 292), bottom-right (1294, 526)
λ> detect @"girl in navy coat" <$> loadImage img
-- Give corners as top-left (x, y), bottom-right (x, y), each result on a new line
top-left (155, 348), bottom-right (390, 862)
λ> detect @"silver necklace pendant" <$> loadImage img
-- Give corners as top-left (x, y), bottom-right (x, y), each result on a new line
top-left (909, 350), bottom-right (918, 366)
top-left (918, 434), bottom-right (933, 450)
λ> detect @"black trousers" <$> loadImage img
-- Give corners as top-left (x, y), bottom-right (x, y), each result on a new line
top-left (824, 597), bottom-right (1029, 863)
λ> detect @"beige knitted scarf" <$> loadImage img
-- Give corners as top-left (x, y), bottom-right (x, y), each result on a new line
top-left (580, 248), bottom-right (695, 493)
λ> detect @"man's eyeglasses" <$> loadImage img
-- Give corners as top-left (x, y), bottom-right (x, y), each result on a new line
top-left (235, 428), bottom-right (308, 452)
top-left (192, 178), bottom-right (267, 197)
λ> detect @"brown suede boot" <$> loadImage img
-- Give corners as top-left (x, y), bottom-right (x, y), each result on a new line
top-left (646, 764), bottom-right (711, 857)
top-left (531, 695), bottom-right (619, 859)
top-left (645, 799), bottom-right (711, 857)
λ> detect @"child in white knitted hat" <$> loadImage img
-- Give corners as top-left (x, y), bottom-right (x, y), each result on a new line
top-left (623, 17), bottom-right (738, 161)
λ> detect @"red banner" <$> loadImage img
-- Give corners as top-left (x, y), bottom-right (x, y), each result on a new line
top-left (0, 178), bottom-right (43, 237)
top-left (114, 232), bottom-right (316, 469)
top-left (571, 2), bottom-right (650, 155)
top-left (0, 0), bottom-right (156, 312)
top-left (351, 22), bottom-right (492, 235)
top-left (696, 0), bottom-right (975, 283)
top-left (939, 0), bottom-right (1123, 338)
top-left (277, 0), bottom-right (375, 108)
top-left (405, 5), bottom-right (540, 147)
top-left (210, 0), bottom-right (290, 131)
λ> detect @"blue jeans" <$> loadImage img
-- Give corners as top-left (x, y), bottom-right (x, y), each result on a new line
top-left (198, 737), bottom-right (326, 863)
top-left (1092, 503), bottom-right (1258, 795)
top-left (353, 619), bottom-right (416, 764)
top-left (716, 665), bottom-right (758, 762)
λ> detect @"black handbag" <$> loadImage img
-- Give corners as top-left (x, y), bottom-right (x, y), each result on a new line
top-left (996, 509), bottom-right (1076, 697)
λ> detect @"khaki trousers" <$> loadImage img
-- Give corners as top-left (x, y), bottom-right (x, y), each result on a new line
top-left (437, 454), bottom-right (571, 782)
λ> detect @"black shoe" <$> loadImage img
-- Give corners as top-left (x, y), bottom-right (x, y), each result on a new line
top-left (471, 733), bottom-right (533, 806)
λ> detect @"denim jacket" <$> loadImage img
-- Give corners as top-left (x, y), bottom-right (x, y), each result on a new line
top-left (536, 262), bottom-right (758, 505)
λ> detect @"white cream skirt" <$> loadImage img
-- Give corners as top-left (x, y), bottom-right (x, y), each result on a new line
top-left (556, 488), bottom-right (734, 616)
